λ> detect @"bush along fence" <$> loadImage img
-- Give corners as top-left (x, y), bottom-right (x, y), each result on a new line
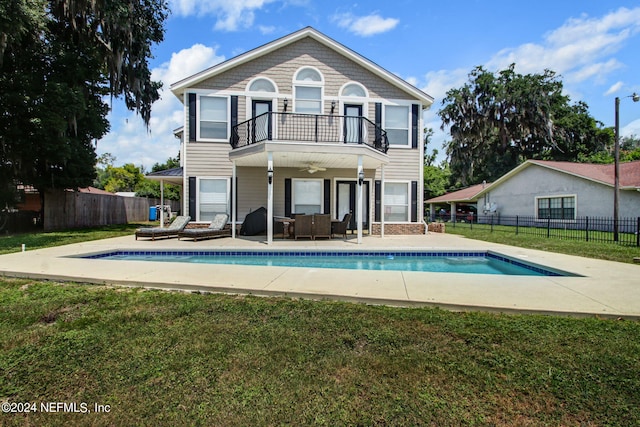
top-left (445, 214), bottom-right (640, 247)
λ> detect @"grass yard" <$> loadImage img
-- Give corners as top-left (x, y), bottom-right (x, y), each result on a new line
top-left (1, 278), bottom-right (639, 426)
top-left (0, 224), bottom-right (145, 255)
top-left (446, 225), bottom-right (640, 264)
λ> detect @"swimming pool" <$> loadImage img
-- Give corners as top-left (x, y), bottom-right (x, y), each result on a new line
top-left (80, 250), bottom-right (574, 276)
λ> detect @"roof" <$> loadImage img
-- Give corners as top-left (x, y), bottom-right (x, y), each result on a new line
top-left (474, 160), bottom-right (640, 198)
top-left (170, 26), bottom-right (434, 107)
top-left (425, 183), bottom-right (490, 203)
top-left (146, 167), bottom-right (184, 185)
top-left (78, 187), bottom-right (115, 196)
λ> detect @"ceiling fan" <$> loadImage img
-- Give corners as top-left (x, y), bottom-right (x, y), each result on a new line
top-left (299, 163), bottom-right (327, 174)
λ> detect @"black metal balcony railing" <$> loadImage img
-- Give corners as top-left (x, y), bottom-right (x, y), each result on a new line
top-left (230, 112), bottom-right (389, 154)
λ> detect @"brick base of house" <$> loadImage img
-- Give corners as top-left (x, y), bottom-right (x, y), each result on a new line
top-left (371, 222), bottom-right (426, 235)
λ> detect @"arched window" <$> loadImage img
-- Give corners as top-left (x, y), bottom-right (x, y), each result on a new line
top-left (341, 83), bottom-right (367, 97)
top-left (294, 67), bottom-right (323, 113)
top-left (248, 78), bottom-right (276, 93)
top-left (295, 67), bottom-right (322, 82)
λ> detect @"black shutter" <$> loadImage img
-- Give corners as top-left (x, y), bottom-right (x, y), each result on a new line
top-left (231, 96), bottom-right (238, 144)
top-left (324, 179), bottom-right (330, 215)
top-left (411, 104), bottom-right (419, 149)
top-left (411, 181), bottom-right (418, 222)
top-left (375, 102), bottom-right (382, 143)
top-left (374, 180), bottom-right (381, 222)
top-left (284, 179), bottom-right (291, 217)
top-left (188, 177), bottom-right (197, 219)
top-left (188, 93), bottom-right (196, 142)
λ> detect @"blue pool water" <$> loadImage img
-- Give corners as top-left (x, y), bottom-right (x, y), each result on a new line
top-left (81, 250), bottom-right (572, 276)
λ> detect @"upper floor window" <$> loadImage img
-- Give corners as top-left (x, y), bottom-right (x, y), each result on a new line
top-left (199, 95), bottom-right (228, 140)
top-left (248, 78), bottom-right (276, 93)
top-left (341, 83), bottom-right (367, 98)
top-left (385, 105), bottom-right (410, 146)
top-left (294, 67), bottom-right (323, 114)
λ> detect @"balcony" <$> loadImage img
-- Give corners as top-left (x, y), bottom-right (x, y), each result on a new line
top-left (230, 112), bottom-right (389, 154)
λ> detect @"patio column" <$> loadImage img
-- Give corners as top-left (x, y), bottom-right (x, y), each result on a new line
top-left (429, 203), bottom-right (435, 222)
top-left (267, 152), bottom-right (274, 245)
top-left (232, 161), bottom-right (237, 239)
top-left (380, 164), bottom-right (385, 238)
top-left (450, 202), bottom-right (457, 222)
top-left (357, 155), bottom-right (363, 244)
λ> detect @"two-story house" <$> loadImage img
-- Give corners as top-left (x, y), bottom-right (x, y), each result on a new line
top-left (168, 27), bottom-right (433, 243)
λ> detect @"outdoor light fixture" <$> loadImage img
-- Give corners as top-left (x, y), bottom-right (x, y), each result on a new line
top-left (283, 98), bottom-right (288, 111)
top-left (613, 92), bottom-right (639, 241)
top-left (331, 100), bottom-right (336, 114)
top-left (267, 167), bottom-right (274, 185)
top-left (358, 170), bottom-right (365, 186)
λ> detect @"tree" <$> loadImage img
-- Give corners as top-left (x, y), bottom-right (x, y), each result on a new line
top-left (438, 64), bottom-right (612, 187)
top-left (0, 0), bottom-right (169, 214)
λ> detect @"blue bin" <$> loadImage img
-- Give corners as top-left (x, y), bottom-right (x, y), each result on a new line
top-left (149, 206), bottom-right (157, 221)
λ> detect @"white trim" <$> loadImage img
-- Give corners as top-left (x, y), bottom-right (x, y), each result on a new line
top-left (196, 94), bottom-right (230, 142)
top-left (195, 176), bottom-right (231, 222)
top-left (294, 66), bottom-right (324, 83)
top-left (291, 178), bottom-right (325, 214)
top-left (246, 76), bottom-right (279, 94)
top-left (383, 180), bottom-right (412, 223)
top-left (534, 194), bottom-right (578, 221)
top-left (383, 103), bottom-right (412, 148)
top-left (339, 81), bottom-right (368, 98)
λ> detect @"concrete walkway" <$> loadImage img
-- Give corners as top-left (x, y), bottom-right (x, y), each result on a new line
top-left (0, 233), bottom-right (638, 318)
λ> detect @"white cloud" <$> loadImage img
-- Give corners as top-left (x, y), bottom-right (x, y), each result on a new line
top-left (331, 13), bottom-right (399, 36)
top-left (97, 44), bottom-right (225, 168)
top-left (622, 119), bottom-right (640, 138)
top-left (485, 7), bottom-right (640, 84)
top-left (170, 0), bottom-right (276, 31)
top-left (605, 81), bottom-right (624, 96)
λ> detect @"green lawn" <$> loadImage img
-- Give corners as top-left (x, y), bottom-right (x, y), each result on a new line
top-left (1, 278), bottom-right (638, 426)
top-left (0, 224), bottom-right (145, 255)
top-left (445, 225), bottom-right (640, 264)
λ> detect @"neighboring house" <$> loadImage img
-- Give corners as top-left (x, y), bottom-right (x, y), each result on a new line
top-left (427, 160), bottom-right (640, 222)
top-left (168, 27), bottom-right (434, 242)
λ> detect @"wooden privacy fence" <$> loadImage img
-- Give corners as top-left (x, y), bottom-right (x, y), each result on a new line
top-left (44, 190), bottom-right (180, 231)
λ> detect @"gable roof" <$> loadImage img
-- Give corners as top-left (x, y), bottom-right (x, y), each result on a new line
top-left (425, 183), bottom-right (490, 203)
top-left (170, 26), bottom-right (434, 107)
top-left (474, 159), bottom-right (640, 199)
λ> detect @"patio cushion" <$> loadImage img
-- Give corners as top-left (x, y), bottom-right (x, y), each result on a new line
top-left (209, 213), bottom-right (229, 230)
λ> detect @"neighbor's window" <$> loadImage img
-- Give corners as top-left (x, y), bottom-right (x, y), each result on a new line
top-left (385, 105), bottom-right (409, 146)
top-left (294, 67), bottom-right (323, 114)
top-left (199, 96), bottom-right (228, 140)
top-left (198, 178), bottom-right (229, 221)
top-left (537, 196), bottom-right (575, 220)
top-left (293, 179), bottom-right (323, 214)
top-left (384, 182), bottom-right (409, 222)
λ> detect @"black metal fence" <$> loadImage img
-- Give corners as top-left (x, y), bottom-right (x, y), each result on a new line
top-left (442, 214), bottom-right (640, 247)
top-left (231, 112), bottom-right (389, 154)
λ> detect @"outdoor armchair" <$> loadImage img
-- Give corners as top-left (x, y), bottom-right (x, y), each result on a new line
top-left (294, 214), bottom-right (313, 240)
top-left (331, 212), bottom-right (352, 239)
top-left (313, 214), bottom-right (332, 239)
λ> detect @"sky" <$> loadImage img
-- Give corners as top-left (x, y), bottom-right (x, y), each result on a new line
top-left (97, 0), bottom-right (640, 169)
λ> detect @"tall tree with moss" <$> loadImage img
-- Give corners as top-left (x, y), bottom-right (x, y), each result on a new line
top-left (439, 64), bottom-right (612, 188)
top-left (0, 0), bottom-right (169, 215)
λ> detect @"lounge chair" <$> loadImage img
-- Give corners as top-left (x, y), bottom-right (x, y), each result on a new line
top-left (178, 213), bottom-right (231, 242)
top-left (331, 212), bottom-right (352, 239)
top-left (135, 215), bottom-right (191, 240)
top-left (294, 214), bottom-right (313, 240)
top-left (313, 214), bottom-right (332, 239)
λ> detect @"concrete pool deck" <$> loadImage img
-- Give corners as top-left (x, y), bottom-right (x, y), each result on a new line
top-left (0, 232), bottom-right (638, 318)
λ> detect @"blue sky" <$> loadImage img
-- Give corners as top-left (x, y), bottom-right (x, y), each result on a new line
top-left (97, 0), bottom-right (640, 169)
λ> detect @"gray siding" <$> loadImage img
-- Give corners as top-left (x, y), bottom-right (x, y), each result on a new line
top-left (479, 165), bottom-right (640, 218)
